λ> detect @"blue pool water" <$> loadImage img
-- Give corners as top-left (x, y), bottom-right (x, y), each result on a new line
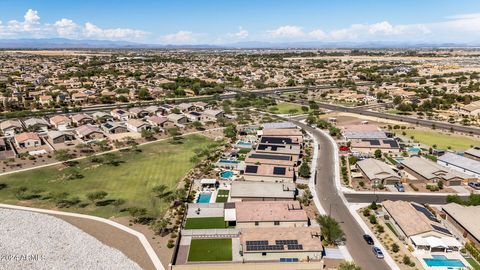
top-left (197, 192), bottom-right (212, 203)
top-left (218, 159), bottom-right (240, 164)
top-left (408, 147), bottom-right (422, 154)
top-left (236, 140), bottom-right (252, 146)
top-left (220, 170), bottom-right (234, 179)
top-left (423, 255), bottom-right (465, 268)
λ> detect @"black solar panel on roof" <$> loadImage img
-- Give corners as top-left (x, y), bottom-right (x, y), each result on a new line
top-left (365, 139), bottom-right (380, 146)
top-left (383, 139), bottom-right (399, 148)
top-left (249, 154), bottom-right (291, 161)
top-left (275, 240), bottom-right (298, 245)
top-left (245, 165), bottom-right (258, 173)
top-left (287, 244), bottom-right (303, 250)
top-left (261, 137), bottom-right (294, 144)
top-left (246, 240), bottom-right (268, 246)
top-left (104, 123), bottom-right (113, 129)
top-left (273, 167), bottom-right (287, 175)
top-left (190, 112), bottom-right (201, 116)
top-left (246, 244), bottom-right (284, 251)
top-left (411, 204), bottom-right (438, 222)
top-left (432, 225), bottom-right (451, 235)
top-left (257, 144), bottom-right (285, 151)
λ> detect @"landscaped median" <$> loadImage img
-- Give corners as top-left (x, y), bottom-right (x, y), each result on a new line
top-left (0, 135), bottom-right (220, 218)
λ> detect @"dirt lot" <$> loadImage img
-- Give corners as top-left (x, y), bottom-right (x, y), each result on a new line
top-left (56, 214), bottom-right (156, 270)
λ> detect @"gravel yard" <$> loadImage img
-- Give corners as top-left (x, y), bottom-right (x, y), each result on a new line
top-left (0, 208), bottom-right (141, 270)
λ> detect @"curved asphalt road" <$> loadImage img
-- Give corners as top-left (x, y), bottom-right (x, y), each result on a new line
top-left (291, 119), bottom-right (391, 270)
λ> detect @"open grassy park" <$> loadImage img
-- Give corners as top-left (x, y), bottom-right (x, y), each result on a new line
top-left (268, 102), bottom-right (307, 115)
top-left (188, 239), bottom-right (232, 262)
top-left (0, 135), bottom-right (219, 218)
top-left (399, 128), bottom-right (480, 151)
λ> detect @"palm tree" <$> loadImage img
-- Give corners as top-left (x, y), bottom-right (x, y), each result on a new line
top-left (152, 185), bottom-right (172, 200)
top-left (338, 261), bottom-right (362, 270)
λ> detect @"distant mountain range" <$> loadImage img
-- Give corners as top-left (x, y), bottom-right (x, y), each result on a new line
top-left (0, 38), bottom-right (478, 49)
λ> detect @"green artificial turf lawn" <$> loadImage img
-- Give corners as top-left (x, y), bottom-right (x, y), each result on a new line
top-left (400, 129), bottom-right (480, 151)
top-left (215, 190), bottom-right (230, 203)
top-left (184, 217), bottom-right (227, 229)
top-left (0, 135), bottom-right (217, 218)
top-left (188, 239), bottom-right (232, 262)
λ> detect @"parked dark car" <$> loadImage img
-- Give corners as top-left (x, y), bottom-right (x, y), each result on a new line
top-left (363, 234), bottom-right (374, 245)
top-left (468, 182), bottom-right (480, 190)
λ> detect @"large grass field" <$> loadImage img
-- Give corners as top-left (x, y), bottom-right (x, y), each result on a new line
top-left (400, 129), bottom-right (480, 151)
top-left (184, 217), bottom-right (227, 229)
top-left (267, 102), bottom-right (307, 115)
top-left (188, 239), bottom-right (232, 262)
top-left (0, 135), bottom-right (218, 218)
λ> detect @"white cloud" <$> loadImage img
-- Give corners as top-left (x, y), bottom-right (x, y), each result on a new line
top-left (228, 27), bottom-right (248, 39)
top-left (54, 18), bottom-right (78, 37)
top-left (309, 29), bottom-right (327, 40)
top-left (161, 31), bottom-right (198, 44)
top-left (83, 22), bottom-right (147, 39)
top-left (0, 9), bottom-right (148, 41)
top-left (326, 21), bottom-right (431, 41)
top-left (7, 9), bottom-right (42, 34)
top-left (267, 25), bottom-right (304, 39)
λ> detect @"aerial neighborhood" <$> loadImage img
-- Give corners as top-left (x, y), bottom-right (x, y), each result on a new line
top-left (1, 31), bottom-right (480, 270)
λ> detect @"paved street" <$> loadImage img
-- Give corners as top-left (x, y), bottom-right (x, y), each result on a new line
top-left (291, 119), bottom-right (391, 270)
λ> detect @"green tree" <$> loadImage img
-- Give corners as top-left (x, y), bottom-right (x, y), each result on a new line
top-left (298, 162), bottom-right (311, 178)
top-left (391, 243), bottom-right (400, 253)
top-left (223, 124), bottom-right (237, 141)
top-left (152, 185), bottom-right (172, 201)
top-left (191, 121), bottom-right (203, 130)
top-left (54, 149), bottom-right (74, 164)
top-left (288, 108), bottom-right (299, 115)
top-left (316, 215), bottom-right (345, 245)
top-left (86, 191), bottom-right (108, 203)
top-left (374, 149), bottom-right (382, 159)
top-left (151, 218), bottom-right (170, 236)
top-left (141, 129), bottom-right (155, 140)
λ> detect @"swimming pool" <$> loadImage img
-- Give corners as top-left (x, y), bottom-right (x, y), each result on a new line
top-left (236, 140), bottom-right (252, 146)
top-left (218, 159), bottom-right (240, 164)
top-left (235, 140), bottom-right (253, 148)
top-left (219, 170), bottom-right (234, 179)
top-left (197, 192), bottom-right (212, 203)
top-left (408, 147), bottom-right (422, 154)
top-left (423, 255), bottom-right (465, 268)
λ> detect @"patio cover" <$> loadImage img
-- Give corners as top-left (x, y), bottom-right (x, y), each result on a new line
top-left (224, 208), bottom-right (236, 222)
top-left (200, 179), bottom-right (217, 185)
top-left (411, 235), bottom-right (460, 248)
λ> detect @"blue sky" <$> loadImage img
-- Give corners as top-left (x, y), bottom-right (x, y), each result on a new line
top-left (1, 1), bottom-right (480, 44)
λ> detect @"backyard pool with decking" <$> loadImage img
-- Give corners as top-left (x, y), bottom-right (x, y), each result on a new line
top-left (197, 192), bottom-right (212, 203)
top-left (423, 255), bottom-right (465, 268)
top-left (219, 170), bottom-right (234, 179)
